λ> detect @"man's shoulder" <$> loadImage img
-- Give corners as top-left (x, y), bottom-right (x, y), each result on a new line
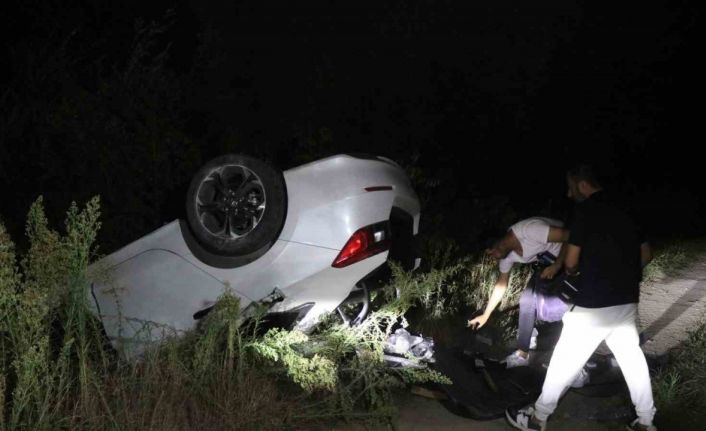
top-left (573, 191), bottom-right (646, 241)
top-left (587, 192), bottom-right (640, 221)
top-left (513, 216), bottom-right (564, 230)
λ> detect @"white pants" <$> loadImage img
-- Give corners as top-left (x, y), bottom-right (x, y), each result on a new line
top-left (534, 303), bottom-right (656, 425)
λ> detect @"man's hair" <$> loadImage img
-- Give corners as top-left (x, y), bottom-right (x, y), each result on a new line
top-left (487, 231), bottom-right (515, 257)
top-left (567, 164), bottom-right (602, 189)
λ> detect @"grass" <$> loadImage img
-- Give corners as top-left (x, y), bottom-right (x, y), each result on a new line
top-left (415, 234), bottom-right (706, 428)
top-left (642, 238), bottom-right (706, 427)
top-left (0, 197), bottom-right (456, 431)
top-left (652, 320), bottom-right (706, 429)
top-left (0, 198), bottom-right (316, 430)
top-left (6, 197), bottom-right (702, 430)
top-left (642, 238), bottom-right (706, 283)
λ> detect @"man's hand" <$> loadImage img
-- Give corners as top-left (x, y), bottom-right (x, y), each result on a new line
top-left (467, 314), bottom-right (489, 330)
top-left (564, 244), bottom-right (581, 274)
top-left (540, 263), bottom-right (561, 279)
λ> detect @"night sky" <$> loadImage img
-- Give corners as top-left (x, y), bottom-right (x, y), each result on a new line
top-left (1, 0), bottom-right (704, 253)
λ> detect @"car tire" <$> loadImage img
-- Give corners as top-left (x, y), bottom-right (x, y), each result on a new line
top-left (336, 282), bottom-right (371, 326)
top-left (185, 154), bottom-right (287, 258)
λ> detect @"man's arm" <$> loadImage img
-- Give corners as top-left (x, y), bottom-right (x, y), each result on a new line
top-left (468, 271), bottom-right (510, 329)
top-left (540, 227), bottom-right (570, 279)
top-left (547, 226), bottom-right (570, 243)
top-left (564, 244), bottom-right (581, 275)
top-left (640, 242), bottom-right (653, 268)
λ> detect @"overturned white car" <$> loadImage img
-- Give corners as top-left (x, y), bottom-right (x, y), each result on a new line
top-left (88, 154), bottom-right (421, 352)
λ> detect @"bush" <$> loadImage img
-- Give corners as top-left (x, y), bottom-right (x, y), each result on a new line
top-left (0, 197), bottom-right (298, 431)
top-left (653, 321), bottom-right (706, 429)
top-left (0, 197), bottom-right (457, 430)
top-left (642, 238), bottom-right (706, 283)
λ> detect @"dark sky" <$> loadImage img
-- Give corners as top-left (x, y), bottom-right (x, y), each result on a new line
top-left (187, 0), bottom-right (705, 237)
top-left (2, 0), bottom-right (704, 249)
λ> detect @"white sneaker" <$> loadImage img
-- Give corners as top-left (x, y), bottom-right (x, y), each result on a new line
top-left (570, 367), bottom-right (590, 388)
top-left (626, 418), bottom-right (658, 431)
top-left (503, 351), bottom-right (529, 368)
top-left (506, 405), bottom-right (546, 431)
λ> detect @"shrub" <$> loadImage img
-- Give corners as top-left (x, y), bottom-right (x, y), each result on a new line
top-left (653, 321), bottom-right (706, 429)
top-left (0, 197), bottom-right (455, 430)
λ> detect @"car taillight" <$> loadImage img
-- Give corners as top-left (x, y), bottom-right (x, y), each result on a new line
top-left (332, 222), bottom-right (390, 268)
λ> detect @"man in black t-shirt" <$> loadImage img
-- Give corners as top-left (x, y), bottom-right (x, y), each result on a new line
top-left (506, 166), bottom-right (657, 431)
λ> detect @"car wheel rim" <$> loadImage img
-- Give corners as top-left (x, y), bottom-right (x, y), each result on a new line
top-left (195, 165), bottom-right (266, 240)
top-left (336, 284), bottom-right (370, 326)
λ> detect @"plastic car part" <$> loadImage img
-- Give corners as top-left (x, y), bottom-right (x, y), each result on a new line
top-left (193, 287), bottom-right (286, 321)
top-left (254, 303), bottom-right (315, 334)
top-left (332, 221), bottom-right (390, 268)
top-left (384, 328), bottom-right (436, 362)
top-left (387, 207), bottom-right (418, 271)
top-left (185, 154), bottom-right (286, 258)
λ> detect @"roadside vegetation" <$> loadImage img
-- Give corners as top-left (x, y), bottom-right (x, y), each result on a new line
top-left (652, 320), bottom-right (706, 429)
top-left (644, 239), bottom-right (706, 429)
top-left (642, 238), bottom-right (706, 283)
top-left (2, 198), bottom-right (704, 430)
top-left (0, 198), bottom-right (478, 430)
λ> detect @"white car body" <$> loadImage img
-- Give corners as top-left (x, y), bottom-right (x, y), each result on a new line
top-left (88, 154), bottom-right (420, 353)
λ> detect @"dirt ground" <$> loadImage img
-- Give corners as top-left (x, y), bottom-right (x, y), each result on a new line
top-left (326, 253), bottom-right (706, 431)
top-left (327, 391), bottom-right (626, 431)
top-left (638, 255), bottom-right (706, 356)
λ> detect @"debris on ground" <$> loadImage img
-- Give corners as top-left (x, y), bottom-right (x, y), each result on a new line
top-left (383, 328), bottom-right (436, 368)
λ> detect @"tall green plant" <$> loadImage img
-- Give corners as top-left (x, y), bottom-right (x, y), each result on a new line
top-left (0, 220), bottom-right (21, 431)
top-left (653, 320), bottom-right (706, 429)
top-left (0, 196), bottom-right (102, 430)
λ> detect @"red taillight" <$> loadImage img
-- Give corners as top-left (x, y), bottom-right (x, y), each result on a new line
top-left (332, 223), bottom-right (390, 268)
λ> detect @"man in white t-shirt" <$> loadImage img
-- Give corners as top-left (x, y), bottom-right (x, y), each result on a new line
top-left (468, 217), bottom-right (570, 368)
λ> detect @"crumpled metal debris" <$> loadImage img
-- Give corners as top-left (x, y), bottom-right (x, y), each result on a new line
top-left (383, 328), bottom-right (436, 368)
